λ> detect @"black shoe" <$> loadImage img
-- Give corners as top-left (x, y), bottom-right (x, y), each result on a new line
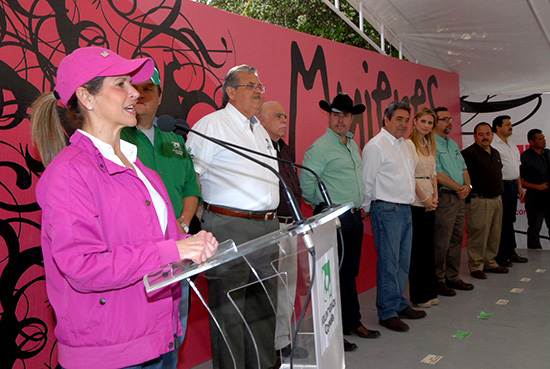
top-left (343, 339), bottom-right (358, 351)
top-left (344, 324), bottom-right (381, 338)
top-left (379, 317), bottom-right (409, 332)
top-left (278, 344), bottom-right (308, 359)
top-left (510, 254), bottom-right (528, 263)
top-left (437, 281), bottom-right (456, 296)
top-left (497, 258), bottom-right (513, 267)
top-left (446, 279), bottom-right (474, 291)
top-left (398, 306), bottom-right (427, 319)
top-left (470, 270), bottom-right (488, 279)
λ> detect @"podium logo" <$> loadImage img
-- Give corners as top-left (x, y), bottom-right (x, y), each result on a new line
top-left (322, 260), bottom-right (332, 303)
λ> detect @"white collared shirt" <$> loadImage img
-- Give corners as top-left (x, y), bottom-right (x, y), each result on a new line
top-left (492, 134), bottom-right (521, 180)
top-left (186, 103), bottom-right (279, 211)
top-left (361, 128), bottom-right (415, 211)
top-left (77, 129), bottom-right (168, 234)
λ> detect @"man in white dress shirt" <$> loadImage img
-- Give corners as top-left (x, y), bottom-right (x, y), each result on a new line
top-left (362, 101), bottom-right (426, 333)
top-left (491, 115), bottom-right (528, 266)
top-left (186, 65), bottom-right (280, 369)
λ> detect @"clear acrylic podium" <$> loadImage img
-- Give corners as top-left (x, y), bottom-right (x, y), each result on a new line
top-left (144, 203), bottom-right (352, 369)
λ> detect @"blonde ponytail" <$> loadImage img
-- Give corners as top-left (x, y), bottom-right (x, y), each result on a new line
top-left (30, 92), bottom-right (67, 167)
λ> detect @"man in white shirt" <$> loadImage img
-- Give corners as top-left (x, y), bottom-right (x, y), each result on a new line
top-left (491, 116), bottom-right (528, 266)
top-left (186, 65), bottom-right (280, 369)
top-left (362, 101), bottom-right (426, 333)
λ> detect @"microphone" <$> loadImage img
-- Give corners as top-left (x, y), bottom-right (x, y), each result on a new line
top-left (158, 115), bottom-right (305, 224)
top-left (157, 115), bottom-right (336, 211)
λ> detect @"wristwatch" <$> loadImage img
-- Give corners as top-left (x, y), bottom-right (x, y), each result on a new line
top-left (180, 222), bottom-right (190, 233)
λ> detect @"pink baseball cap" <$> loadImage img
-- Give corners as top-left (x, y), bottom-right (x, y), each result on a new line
top-left (54, 47), bottom-right (154, 106)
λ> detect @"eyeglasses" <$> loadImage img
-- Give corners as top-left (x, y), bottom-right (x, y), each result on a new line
top-left (234, 83), bottom-right (266, 93)
top-left (438, 117), bottom-right (453, 122)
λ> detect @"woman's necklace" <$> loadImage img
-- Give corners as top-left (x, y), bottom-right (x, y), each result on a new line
top-left (419, 138), bottom-right (428, 147)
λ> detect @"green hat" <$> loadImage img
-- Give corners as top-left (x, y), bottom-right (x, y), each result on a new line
top-left (150, 67), bottom-right (161, 86)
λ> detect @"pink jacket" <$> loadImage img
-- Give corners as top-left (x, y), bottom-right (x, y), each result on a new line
top-left (36, 131), bottom-right (187, 369)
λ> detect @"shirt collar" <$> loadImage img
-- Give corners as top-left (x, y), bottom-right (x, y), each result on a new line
top-left (435, 133), bottom-right (448, 143)
top-left (493, 134), bottom-right (510, 147)
top-left (77, 129), bottom-right (137, 163)
top-left (381, 127), bottom-right (404, 145)
top-left (226, 102), bottom-right (259, 126)
top-left (326, 127), bottom-right (354, 142)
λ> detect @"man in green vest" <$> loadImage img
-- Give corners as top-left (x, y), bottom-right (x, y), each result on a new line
top-left (120, 67), bottom-right (201, 369)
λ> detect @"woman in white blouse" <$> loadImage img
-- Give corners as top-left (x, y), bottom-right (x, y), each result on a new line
top-left (405, 107), bottom-right (439, 308)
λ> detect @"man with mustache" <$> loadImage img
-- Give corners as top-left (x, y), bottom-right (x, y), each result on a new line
top-left (433, 107), bottom-right (474, 295)
top-left (258, 101), bottom-right (308, 361)
top-left (491, 115), bottom-right (528, 265)
top-left (520, 129), bottom-right (550, 249)
top-left (362, 101), bottom-right (426, 332)
top-left (187, 65), bottom-right (280, 369)
top-left (461, 122), bottom-right (506, 279)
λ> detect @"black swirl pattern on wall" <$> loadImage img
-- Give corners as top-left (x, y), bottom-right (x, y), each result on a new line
top-left (0, 1), bottom-right (232, 367)
top-left (460, 94), bottom-right (543, 134)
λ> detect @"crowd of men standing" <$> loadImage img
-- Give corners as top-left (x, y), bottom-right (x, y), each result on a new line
top-left (127, 62), bottom-right (548, 368)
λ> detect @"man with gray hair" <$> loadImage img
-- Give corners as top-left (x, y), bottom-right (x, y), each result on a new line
top-left (362, 101), bottom-right (426, 333)
top-left (186, 65), bottom-right (280, 369)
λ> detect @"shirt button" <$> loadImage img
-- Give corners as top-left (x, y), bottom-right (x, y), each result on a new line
top-left (145, 200), bottom-right (151, 206)
top-left (169, 342), bottom-right (174, 349)
top-left (99, 298), bottom-right (106, 305)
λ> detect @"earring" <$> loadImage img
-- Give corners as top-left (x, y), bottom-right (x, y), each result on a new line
top-left (88, 106), bottom-right (93, 110)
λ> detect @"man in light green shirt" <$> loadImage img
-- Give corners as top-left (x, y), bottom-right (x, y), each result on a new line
top-left (300, 93), bottom-right (380, 352)
top-left (433, 106), bottom-right (474, 297)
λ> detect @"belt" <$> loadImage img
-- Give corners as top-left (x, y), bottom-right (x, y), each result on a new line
top-left (469, 194), bottom-right (499, 199)
top-left (278, 216), bottom-right (294, 224)
top-left (503, 179), bottom-right (516, 185)
top-left (415, 176), bottom-right (431, 179)
top-left (441, 189), bottom-right (457, 195)
top-left (204, 203), bottom-right (276, 220)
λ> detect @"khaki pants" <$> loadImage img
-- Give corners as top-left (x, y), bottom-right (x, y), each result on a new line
top-left (465, 197), bottom-right (503, 271)
top-left (434, 192), bottom-right (465, 283)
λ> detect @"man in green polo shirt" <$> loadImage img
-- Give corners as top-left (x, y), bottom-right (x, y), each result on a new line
top-left (120, 68), bottom-right (201, 369)
top-left (433, 106), bottom-right (474, 297)
top-left (300, 93), bottom-right (380, 353)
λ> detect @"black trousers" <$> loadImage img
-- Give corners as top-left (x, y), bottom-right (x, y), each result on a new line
top-left (525, 190), bottom-right (550, 249)
top-left (409, 206), bottom-right (438, 304)
top-left (337, 210), bottom-right (364, 332)
top-left (497, 181), bottom-right (519, 260)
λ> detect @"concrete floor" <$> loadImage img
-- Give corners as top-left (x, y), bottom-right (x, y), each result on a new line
top-left (191, 248), bottom-right (550, 369)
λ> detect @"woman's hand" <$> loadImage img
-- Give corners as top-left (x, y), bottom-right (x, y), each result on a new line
top-left (175, 230), bottom-right (218, 264)
top-left (423, 198), bottom-right (438, 211)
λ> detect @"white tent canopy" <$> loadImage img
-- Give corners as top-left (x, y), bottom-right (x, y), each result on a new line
top-left (335, 0), bottom-right (550, 96)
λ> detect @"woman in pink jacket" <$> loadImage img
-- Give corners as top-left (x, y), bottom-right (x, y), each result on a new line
top-left (31, 47), bottom-right (218, 369)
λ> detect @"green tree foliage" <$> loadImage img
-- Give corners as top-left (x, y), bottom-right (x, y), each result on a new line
top-left (197, 0), bottom-right (400, 57)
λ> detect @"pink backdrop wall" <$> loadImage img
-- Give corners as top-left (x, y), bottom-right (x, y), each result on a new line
top-left (0, 1), bottom-right (461, 368)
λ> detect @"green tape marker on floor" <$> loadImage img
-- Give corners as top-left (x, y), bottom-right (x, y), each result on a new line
top-left (477, 311), bottom-right (494, 320)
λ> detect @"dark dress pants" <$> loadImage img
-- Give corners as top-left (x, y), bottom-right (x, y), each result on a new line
top-left (525, 190), bottom-right (550, 249)
top-left (409, 206), bottom-right (438, 304)
top-left (337, 210), bottom-right (364, 332)
top-left (497, 181), bottom-right (519, 260)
